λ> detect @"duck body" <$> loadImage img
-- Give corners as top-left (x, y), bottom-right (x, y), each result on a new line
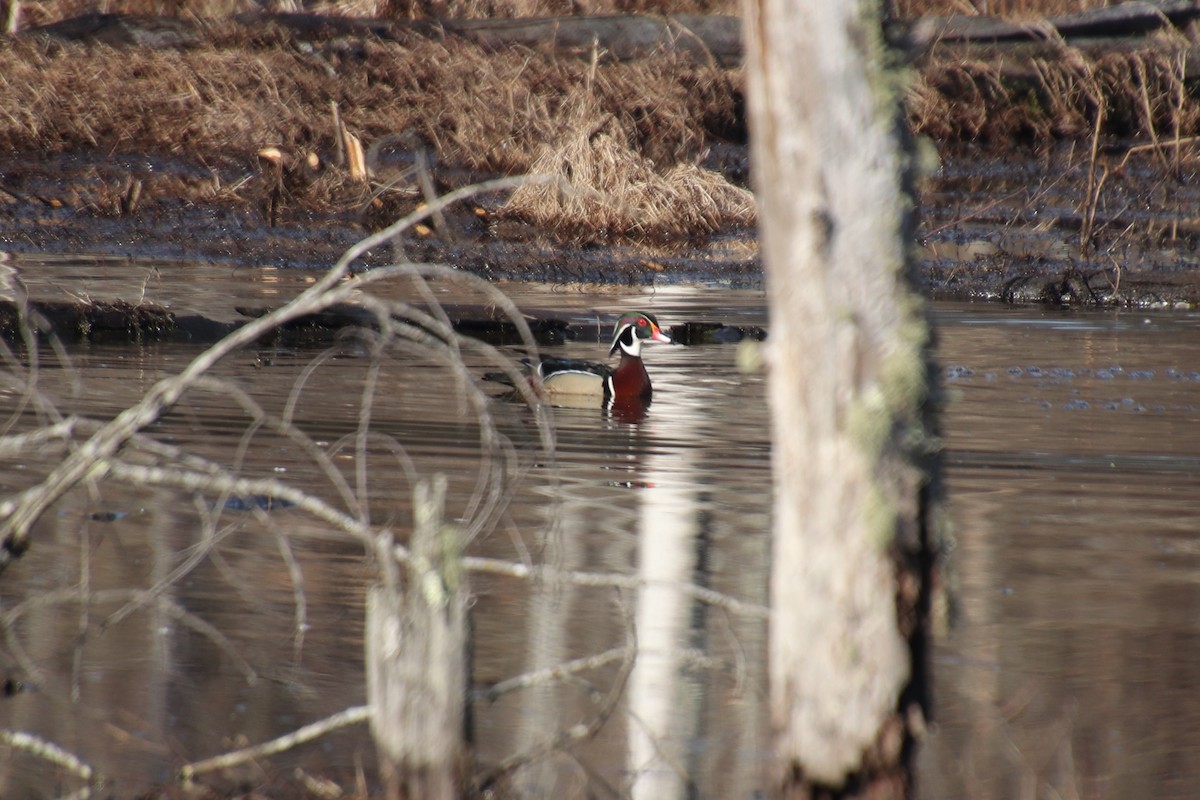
top-left (534, 357), bottom-right (613, 399)
top-left (490, 311), bottom-right (670, 407)
top-left (536, 351), bottom-right (652, 402)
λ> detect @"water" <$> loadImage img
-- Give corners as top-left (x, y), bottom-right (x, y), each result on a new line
top-left (0, 266), bottom-right (772, 798)
top-left (927, 304), bottom-right (1200, 799)
top-left (2, 261), bottom-right (1200, 797)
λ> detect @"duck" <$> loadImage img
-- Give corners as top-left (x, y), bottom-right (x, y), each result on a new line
top-left (488, 311), bottom-right (672, 407)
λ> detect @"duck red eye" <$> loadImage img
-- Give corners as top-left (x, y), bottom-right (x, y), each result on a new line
top-left (638, 318), bottom-right (647, 326)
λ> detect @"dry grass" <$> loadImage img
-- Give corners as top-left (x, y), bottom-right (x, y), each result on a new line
top-left (0, 30), bottom-right (737, 167)
top-left (503, 87), bottom-right (754, 239)
top-left (10, 0), bottom-right (1107, 26)
top-left (11, 0), bottom-right (738, 29)
top-left (355, 39), bottom-right (740, 175)
top-left (3, 1), bottom-right (1192, 242)
top-left (909, 47), bottom-right (1200, 145)
top-left (0, 27), bottom-right (744, 238)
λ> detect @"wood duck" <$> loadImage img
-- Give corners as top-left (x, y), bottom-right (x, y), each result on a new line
top-left (489, 311), bottom-right (672, 407)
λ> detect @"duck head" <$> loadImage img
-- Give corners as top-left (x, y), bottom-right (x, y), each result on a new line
top-left (609, 311), bottom-right (672, 358)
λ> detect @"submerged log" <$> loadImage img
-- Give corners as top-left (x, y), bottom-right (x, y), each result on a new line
top-left (907, 1), bottom-right (1200, 48)
top-left (0, 298), bottom-right (190, 342)
top-left (21, 10), bottom-right (743, 66)
top-left (248, 11), bottom-right (744, 66)
top-left (0, 296), bottom-right (576, 346)
top-left (19, 4), bottom-right (1200, 64)
top-left (428, 13), bottom-right (741, 65)
top-left (366, 476), bottom-right (470, 800)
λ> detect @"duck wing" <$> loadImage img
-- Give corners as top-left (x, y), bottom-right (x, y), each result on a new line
top-left (537, 358), bottom-right (612, 379)
top-left (483, 357), bottom-right (610, 385)
top-left (537, 358), bottom-right (613, 398)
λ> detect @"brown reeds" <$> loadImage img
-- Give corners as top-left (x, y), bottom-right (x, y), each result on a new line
top-left (10, 0), bottom-right (738, 29)
top-left (909, 46), bottom-right (1200, 146)
top-left (502, 87), bottom-right (754, 239)
top-left (9, 0), bottom-right (1114, 27)
top-left (0, 30), bottom-right (737, 165)
top-left (0, 26), bottom-right (745, 238)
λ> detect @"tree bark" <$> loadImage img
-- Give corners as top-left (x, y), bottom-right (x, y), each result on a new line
top-left (742, 0), bottom-right (936, 797)
top-left (367, 476), bottom-right (469, 800)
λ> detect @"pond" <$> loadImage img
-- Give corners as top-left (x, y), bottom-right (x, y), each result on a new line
top-left (927, 304), bottom-right (1200, 799)
top-left (1, 258), bottom-right (1200, 798)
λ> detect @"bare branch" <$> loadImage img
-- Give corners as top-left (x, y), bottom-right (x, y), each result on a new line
top-left (481, 645), bottom-right (633, 702)
top-left (0, 175), bottom-right (552, 569)
top-left (102, 460), bottom-right (382, 553)
top-left (0, 417), bottom-right (77, 455)
top-left (179, 705), bottom-right (371, 782)
top-left (461, 554), bottom-right (770, 619)
top-left (0, 729), bottom-right (102, 787)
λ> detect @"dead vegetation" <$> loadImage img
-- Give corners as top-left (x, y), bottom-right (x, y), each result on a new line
top-left (4, 0), bottom-right (740, 30)
top-left (0, 24), bottom-right (749, 241)
top-left (2, 0), bottom-right (1198, 253)
top-left (4, 0), bottom-right (1114, 28)
top-left (503, 86), bottom-right (754, 239)
top-left (909, 46), bottom-right (1200, 146)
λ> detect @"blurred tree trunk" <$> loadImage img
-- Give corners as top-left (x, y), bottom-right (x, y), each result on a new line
top-left (367, 477), bottom-right (469, 800)
top-left (742, 1), bottom-right (937, 798)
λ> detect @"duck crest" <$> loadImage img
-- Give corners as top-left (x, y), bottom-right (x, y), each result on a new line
top-left (609, 311), bottom-right (670, 359)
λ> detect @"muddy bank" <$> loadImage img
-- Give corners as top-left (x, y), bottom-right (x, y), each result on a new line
top-left (5, 10), bottom-right (1200, 304)
top-left (0, 249), bottom-right (769, 345)
top-left (0, 149), bottom-right (760, 286)
top-left (8, 143), bottom-right (1200, 306)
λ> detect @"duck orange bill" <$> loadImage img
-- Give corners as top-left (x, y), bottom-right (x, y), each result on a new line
top-left (650, 328), bottom-right (672, 344)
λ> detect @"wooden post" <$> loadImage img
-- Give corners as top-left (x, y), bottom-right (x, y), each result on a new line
top-left (366, 476), bottom-right (469, 800)
top-left (742, 0), bottom-right (937, 796)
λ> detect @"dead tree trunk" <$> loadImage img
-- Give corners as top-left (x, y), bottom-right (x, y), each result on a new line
top-left (742, 1), bottom-right (937, 797)
top-left (367, 476), bottom-right (469, 800)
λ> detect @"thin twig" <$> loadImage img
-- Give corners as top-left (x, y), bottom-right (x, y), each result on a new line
top-left (0, 175), bottom-right (552, 568)
top-left (478, 589), bottom-right (637, 792)
top-left (269, 512), bottom-right (309, 661)
top-left (179, 705), bottom-right (371, 782)
top-left (0, 730), bottom-right (102, 786)
top-left (460, 553), bottom-right (770, 618)
top-left (1134, 57), bottom-right (1171, 174)
top-left (481, 646), bottom-right (633, 701)
top-left (0, 418), bottom-right (77, 455)
top-left (1080, 104), bottom-right (1106, 258)
top-left (1114, 134), bottom-right (1200, 172)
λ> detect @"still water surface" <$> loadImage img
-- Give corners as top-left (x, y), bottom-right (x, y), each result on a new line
top-left (1, 263), bottom-right (1200, 798)
top-left (929, 304), bottom-right (1200, 799)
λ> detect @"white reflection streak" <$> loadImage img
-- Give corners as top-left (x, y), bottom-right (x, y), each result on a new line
top-left (511, 503), bottom-right (582, 797)
top-left (629, 393), bottom-right (700, 800)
